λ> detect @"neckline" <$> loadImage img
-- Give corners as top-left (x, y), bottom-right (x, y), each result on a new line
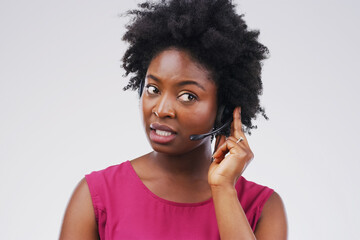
top-left (126, 160), bottom-right (213, 207)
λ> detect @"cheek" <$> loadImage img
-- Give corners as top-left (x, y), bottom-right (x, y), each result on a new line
top-left (181, 102), bottom-right (217, 132)
top-left (141, 97), bottom-right (152, 115)
top-left (140, 98), bottom-right (153, 128)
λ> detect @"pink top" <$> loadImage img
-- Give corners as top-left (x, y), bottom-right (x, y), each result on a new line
top-left (85, 161), bottom-right (274, 240)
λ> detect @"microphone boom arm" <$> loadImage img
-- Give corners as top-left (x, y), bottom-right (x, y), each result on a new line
top-left (189, 120), bottom-right (232, 141)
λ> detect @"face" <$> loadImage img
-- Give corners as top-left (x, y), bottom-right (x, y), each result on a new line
top-left (140, 48), bottom-right (218, 155)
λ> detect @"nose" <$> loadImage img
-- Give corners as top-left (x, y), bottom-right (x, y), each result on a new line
top-left (152, 93), bottom-right (176, 119)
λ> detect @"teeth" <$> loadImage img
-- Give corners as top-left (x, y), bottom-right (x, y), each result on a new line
top-left (155, 129), bottom-right (172, 136)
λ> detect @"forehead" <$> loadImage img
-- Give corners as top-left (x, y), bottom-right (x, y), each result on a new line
top-left (146, 49), bottom-right (216, 89)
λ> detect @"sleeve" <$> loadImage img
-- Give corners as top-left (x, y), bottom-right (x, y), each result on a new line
top-left (85, 171), bottom-right (107, 234)
top-left (235, 177), bottom-right (274, 231)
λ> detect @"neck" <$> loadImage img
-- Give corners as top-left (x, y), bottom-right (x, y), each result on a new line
top-left (149, 141), bottom-right (213, 179)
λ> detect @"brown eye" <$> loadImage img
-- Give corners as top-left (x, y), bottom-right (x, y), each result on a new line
top-left (146, 85), bottom-right (159, 95)
top-left (178, 93), bottom-right (197, 103)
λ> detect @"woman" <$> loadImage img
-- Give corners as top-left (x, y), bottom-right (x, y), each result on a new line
top-left (60, 0), bottom-right (287, 239)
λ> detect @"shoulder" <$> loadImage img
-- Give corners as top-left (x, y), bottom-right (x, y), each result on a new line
top-left (85, 161), bottom-right (131, 187)
top-left (236, 176), bottom-right (272, 192)
top-left (85, 160), bottom-right (134, 199)
top-left (236, 177), bottom-right (287, 238)
top-left (86, 161), bottom-right (130, 178)
top-left (254, 191), bottom-right (288, 239)
top-left (236, 176), bottom-right (274, 210)
top-left (59, 178), bottom-right (99, 240)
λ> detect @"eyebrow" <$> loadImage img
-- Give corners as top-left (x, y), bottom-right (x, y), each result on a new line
top-left (146, 74), bottom-right (206, 91)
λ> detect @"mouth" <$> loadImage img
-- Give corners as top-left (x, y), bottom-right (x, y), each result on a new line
top-left (152, 129), bottom-right (174, 136)
top-left (149, 123), bottom-right (177, 144)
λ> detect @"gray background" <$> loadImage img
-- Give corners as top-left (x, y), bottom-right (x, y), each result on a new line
top-left (1, 0), bottom-right (359, 239)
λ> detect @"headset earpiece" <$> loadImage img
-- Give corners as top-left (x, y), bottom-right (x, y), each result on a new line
top-left (213, 105), bottom-right (233, 137)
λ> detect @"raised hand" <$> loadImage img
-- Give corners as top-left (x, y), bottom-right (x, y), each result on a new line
top-left (208, 107), bottom-right (254, 188)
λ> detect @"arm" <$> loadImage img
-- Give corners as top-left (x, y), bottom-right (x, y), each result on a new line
top-left (209, 107), bottom-right (287, 239)
top-left (211, 185), bottom-right (255, 239)
top-left (59, 178), bottom-right (99, 240)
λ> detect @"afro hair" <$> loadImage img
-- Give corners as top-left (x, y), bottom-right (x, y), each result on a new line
top-left (122, 0), bottom-right (269, 135)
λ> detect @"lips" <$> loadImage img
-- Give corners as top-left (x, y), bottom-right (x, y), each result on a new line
top-left (149, 123), bottom-right (177, 144)
top-left (150, 123), bottom-right (176, 133)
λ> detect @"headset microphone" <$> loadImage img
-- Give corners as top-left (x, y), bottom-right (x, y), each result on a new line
top-left (189, 120), bottom-right (231, 140)
top-left (189, 105), bottom-right (233, 141)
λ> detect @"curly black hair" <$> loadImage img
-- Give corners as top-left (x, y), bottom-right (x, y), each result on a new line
top-left (122, 0), bottom-right (268, 135)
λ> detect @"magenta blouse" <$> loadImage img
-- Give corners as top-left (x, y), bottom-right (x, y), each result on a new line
top-left (85, 160), bottom-right (273, 239)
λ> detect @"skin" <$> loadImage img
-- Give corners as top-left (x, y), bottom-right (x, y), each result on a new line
top-left (59, 48), bottom-right (287, 239)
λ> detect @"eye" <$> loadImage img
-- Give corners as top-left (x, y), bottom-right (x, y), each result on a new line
top-left (146, 85), bottom-right (160, 95)
top-left (178, 93), bottom-right (197, 103)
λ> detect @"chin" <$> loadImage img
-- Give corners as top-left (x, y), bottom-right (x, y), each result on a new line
top-left (149, 139), bottom-right (209, 156)
top-left (150, 142), bottom-right (183, 156)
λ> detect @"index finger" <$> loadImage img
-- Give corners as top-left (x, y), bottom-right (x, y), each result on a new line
top-left (232, 106), bottom-right (243, 139)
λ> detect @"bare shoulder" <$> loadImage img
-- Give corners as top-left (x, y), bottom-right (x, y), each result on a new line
top-left (254, 191), bottom-right (288, 240)
top-left (59, 178), bottom-right (99, 240)
top-left (130, 152), bottom-right (156, 177)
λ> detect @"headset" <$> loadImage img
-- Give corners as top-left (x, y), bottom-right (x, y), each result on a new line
top-left (138, 79), bottom-right (233, 141)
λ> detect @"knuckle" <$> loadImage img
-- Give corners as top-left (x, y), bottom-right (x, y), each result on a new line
top-left (248, 151), bottom-right (254, 160)
top-left (239, 150), bottom-right (253, 161)
top-left (227, 136), bottom-right (236, 142)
